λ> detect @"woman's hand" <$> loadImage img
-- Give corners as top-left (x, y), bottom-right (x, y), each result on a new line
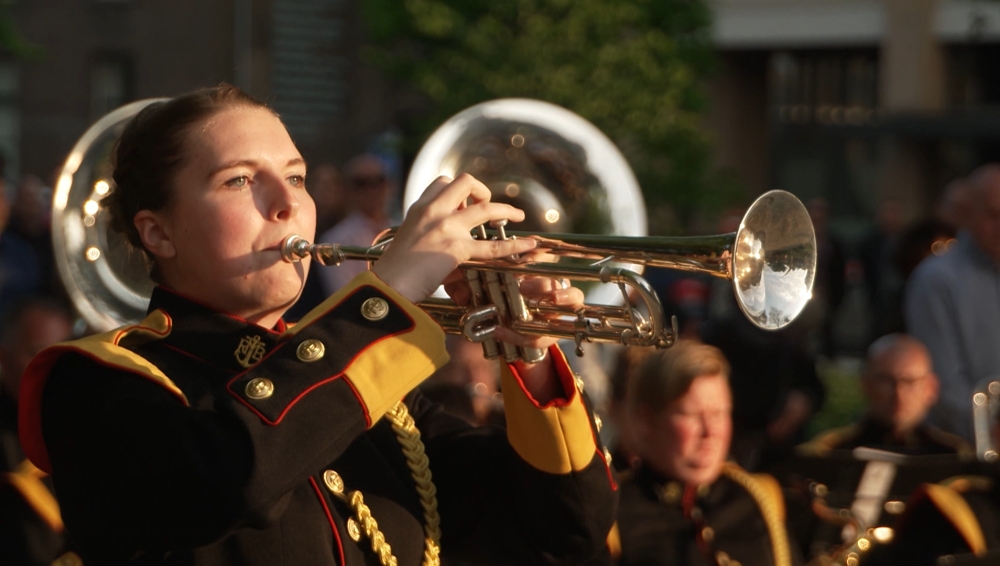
top-left (372, 174), bottom-right (537, 304)
top-left (449, 274), bottom-right (585, 405)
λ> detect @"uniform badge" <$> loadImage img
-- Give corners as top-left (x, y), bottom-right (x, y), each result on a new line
top-left (234, 335), bottom-right (267, 368)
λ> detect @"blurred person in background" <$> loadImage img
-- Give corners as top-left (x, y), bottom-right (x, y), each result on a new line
top-left (284, 163), bottom-right (348, 321)
top-left (905, 163), bottom-right (1000, 442)
top-left (859, 198), bottom-right (906, 341)
top-left (0, 177), bottom-right (48, 321)
top-left (316, 154), bottom-right (394, 296)
top-left (606, 341), bottom-right (799, 566)
top-left (799, 333), bottom-right (970, 457)
top-left (0, 296), bottom-right (74, 565)
top-left (308, 163), bottom-right (347, 237)
top-left (603, 346), bottom-right (654, 473)
top-left (861, 405), bottom-right (1000, 566)
top-left (420, 335), bottom-right (503, 427)
top-left (804, 198), bottom-right (847, 358)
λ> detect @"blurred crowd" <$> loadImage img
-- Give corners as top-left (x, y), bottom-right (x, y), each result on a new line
top-left (2, 152), bottom-right (1000, 565)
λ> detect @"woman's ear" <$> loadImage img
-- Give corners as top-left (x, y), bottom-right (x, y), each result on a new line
top-left (134, 210), bottom-right (175, 259)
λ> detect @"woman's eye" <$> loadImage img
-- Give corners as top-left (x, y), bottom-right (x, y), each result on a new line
top-left (288, 175), bottom-right (305, 187)
top-left (225, 176), bottom-right (249, 188)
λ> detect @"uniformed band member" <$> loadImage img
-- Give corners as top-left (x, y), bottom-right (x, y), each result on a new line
top-left (17, 86), bottom-right (617, 565)
top-left (800, 334), bottom-right (970, 457)
top-left (608, 341), bottom-right (798, 566)
top-left (0, 297), bottom-right (74, 565)
top-left (861, 475), bottom-right (1000, 565)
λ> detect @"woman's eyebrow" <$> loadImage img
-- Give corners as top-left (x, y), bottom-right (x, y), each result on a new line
top-left (207, 159), bottom-right (258, 179)
top-left (206, 157), bottom-right (306, 180)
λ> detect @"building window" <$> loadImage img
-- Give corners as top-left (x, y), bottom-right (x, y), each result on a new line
top-left (90, 55), bottom-right (132, 121)
top-left (770, 50), bottom-right (879, 125)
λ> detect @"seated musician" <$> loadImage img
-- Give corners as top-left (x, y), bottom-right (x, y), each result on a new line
top-left (861, 414), bottom-right (1000, 564)
top-left (17, 85), bottom-right (616, 566)
top-left (800, 333), bottom-right (971, 457)
top-left (608, 341), bottom-right (799, 566)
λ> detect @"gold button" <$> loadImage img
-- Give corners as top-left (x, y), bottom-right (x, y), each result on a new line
top-left (697, 484), bottom-right (710, 498)
top-left (323, 470), bottom-right (344, 494)
top-left (594, 414), bottom-right (603, 431)
top-left (659, 482), bottom-right (682, 505)
top-left (296, 339), bottom-right (326, 362)
top-left (347, 517), bottom-right (362, 541)
top-left (245, 378), bottom-right (274, 399)
top-left (361, 297), bottom-right (389, 321)
top-left (603, 447), bottom-right (613, 466)
top-left (716, 551), bottom-right (731, 566)
top-left (701, 526), bottom-right (714, 542)
top-left (574, 375), bottom-right (585, 393)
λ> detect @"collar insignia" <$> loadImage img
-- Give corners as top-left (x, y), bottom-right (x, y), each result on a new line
top-left (234, 335), bottom-right (267, 368)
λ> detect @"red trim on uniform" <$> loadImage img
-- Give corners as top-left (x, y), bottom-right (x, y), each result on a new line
top-left (505, 344), bottom-right (576, 409)
top-left (339, 374), bottom-right (372, 429)
top-left (162, 343), bottom-right (237, 376)
top-left (157, 286), bottom-right (286, 336)
top-left (309, 477), bottom-right (346, 566)
top-left (225, 287), bottom-right (418, 426)
top-left (18, 345), bottom-right (189, 473)
top-left (111, 313), bottom-right (173, 345)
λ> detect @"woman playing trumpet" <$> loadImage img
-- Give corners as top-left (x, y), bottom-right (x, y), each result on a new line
top-left (18, 85), bottom-right (616, 565)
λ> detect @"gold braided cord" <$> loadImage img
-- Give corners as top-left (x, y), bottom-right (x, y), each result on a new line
top-left (386, 401), bottom-right (442, 566)
top-left (328, 401), bottom-right (441, 566)
top-left (721, 464), bottom-right (792, 566)
top-left (348, 490), bottom-right (398, 566)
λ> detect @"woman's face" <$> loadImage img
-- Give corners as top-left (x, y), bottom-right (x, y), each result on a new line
top-left (637, 374), bottom-right (732, 486)
top-left (149, 105), bottom-right (316, 326)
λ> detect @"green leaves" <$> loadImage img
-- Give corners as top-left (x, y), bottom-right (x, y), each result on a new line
top-left (363, 0), bottom-right (735, 231)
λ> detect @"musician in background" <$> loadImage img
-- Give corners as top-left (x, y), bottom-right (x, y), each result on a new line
top-left (609, 341), bottom-right (799, 566)
top-left (861, 412), bottom-right (1000, 565)
top-left (0, 296), bottom-right (73, 565)
top-left (905, 163), bottom-right (1000, 442)
top-left (17, 85), bottom-right (616, 566)
top-left (800, 333), bottom-right (971, 457)
top-left (316, 154), bottom-right (394, 296)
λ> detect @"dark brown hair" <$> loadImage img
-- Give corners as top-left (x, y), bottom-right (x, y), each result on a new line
top-left (628, 341), bottom-right (730, 414)
top-left (104, 84), bottom-right (271, 276)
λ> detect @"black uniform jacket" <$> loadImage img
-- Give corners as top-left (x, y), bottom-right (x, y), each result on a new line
top-left (862, 475), bottom-right (1000, 566)
top-left (799, 416), bottom-right (972, 457)
top-left (611, 462), bottom-right (796, 566)
top-left (18, 272), bottom-right (617, 565)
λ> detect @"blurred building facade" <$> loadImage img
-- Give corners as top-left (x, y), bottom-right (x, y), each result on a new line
top-left (706, 0), bottom-right (1000, 232)
top-left (2, 0), bottom-right (399, 184)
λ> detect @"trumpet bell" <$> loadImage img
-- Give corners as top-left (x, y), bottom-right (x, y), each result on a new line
top-left (733, 190), bottom-right (816, 329)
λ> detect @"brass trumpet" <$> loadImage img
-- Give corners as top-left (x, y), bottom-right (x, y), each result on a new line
top-left (281, 189), bottom-right (817, 363)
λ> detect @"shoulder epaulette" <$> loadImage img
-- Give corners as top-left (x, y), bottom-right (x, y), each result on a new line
top-left (19, 309), bottom-right (187, 473)
top-left (722, 462), bottom-right (792, 566)
top-left (1, 459), bottom-right (62, 532)
top-left (923, 426), bottom-right (975, 458)
top-left (922, 481), bottom-right (988, 555)
top-left (797, 423), bottom-right (861, 456)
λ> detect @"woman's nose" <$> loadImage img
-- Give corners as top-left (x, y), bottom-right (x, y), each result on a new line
top-left (267, 178), bottom-right (300, 221)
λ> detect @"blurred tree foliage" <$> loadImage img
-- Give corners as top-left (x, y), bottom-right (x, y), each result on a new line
top-left (361, 0), bottom-right (741, 231)
top-left (0, 1), bottom-right (40, 58)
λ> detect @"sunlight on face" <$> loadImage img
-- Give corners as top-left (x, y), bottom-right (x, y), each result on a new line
top-left (640, 374), bottom-right (732, 485)
top-left (154, 106), bottom-right (317, 326)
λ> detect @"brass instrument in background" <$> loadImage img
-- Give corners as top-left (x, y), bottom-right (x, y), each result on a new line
top-left (973, 378), bottom-right (1000, 462)
top-left (51, 98), bottom-right (817, 360)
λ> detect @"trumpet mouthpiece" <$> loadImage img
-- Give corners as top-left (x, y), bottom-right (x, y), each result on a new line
top-left (281, 235), bottom-right (309, 263)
